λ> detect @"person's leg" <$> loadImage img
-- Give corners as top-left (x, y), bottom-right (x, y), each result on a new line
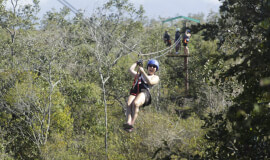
top-left (184, 46), bottom-right (188, 55)
top-left (131, 92), bottom-right (146, 125)
top-left (126, 95), bottom-right (136, 125)
top-left (175, 44), bottom-right (179, 53)
top-left (186, 46), bottom-right (189, 55)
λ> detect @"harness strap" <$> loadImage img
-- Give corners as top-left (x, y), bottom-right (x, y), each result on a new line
top-left (132, 68), bottom-right (140, 89)
top-left (137, 77), bottom-right (141, 95)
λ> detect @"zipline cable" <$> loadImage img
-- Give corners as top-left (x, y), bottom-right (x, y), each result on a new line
top-left (62, 0), bottom-right (79, 13)
top-left (57, 0), bottom-right (183, 61)
top-left (139, 36), bottom-right (181, 56)
top-left (57, 0), bottom-right (78, 14)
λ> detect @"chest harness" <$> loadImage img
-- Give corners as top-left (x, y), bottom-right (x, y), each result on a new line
top-left (183, 34), bottom-right (190, 43)
top-left (132, 74), bottom-right (151, 95)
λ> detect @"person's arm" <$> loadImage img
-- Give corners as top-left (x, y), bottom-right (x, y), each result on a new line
top-left (129, 63), bottom-right (138, 78)
top-left (139, 67), bottom-right (159, 85)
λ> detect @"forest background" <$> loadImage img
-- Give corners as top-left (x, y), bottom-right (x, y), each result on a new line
top-left (0, 0), bottom-right (269, 159)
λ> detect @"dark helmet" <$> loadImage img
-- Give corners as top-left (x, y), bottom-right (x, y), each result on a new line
top-left (147, 59), bottom-right (159, 71)
top-left (186, 29), bottom-right (191, 33)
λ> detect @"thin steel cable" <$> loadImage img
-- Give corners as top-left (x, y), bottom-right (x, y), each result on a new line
top-left (139, 37), bottom-right (181, 56)
top-left (57, 0), bottom-right (185, 61)
top-left (57, 0), bottom-right (78, 14)
top-left (62, 0), bottom-right (79, 12)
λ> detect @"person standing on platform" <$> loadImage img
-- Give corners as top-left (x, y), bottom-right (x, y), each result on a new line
top-left (182, 29), bottom-right (191, 56)
top-left (163, 30), bottom-right (171, 46)
top-left (174, 28), bottom-right (181, 54)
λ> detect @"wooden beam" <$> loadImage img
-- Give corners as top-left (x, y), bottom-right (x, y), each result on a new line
top-left (162, 16), bottom-right (200, 24)
top-left (166, 54), bottom-right (191, 57)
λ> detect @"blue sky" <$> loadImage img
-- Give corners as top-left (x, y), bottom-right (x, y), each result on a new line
top-left (12, 0), bottom-right (222, 19)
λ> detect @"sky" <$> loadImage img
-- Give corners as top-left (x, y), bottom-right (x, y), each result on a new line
top-left (10, 0), bottom-right (222, 19)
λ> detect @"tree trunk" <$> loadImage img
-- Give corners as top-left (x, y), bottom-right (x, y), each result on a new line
top-left (102, 81), bottom-right (108, 159)
top-left (98, 66), bottom-right (108, 160)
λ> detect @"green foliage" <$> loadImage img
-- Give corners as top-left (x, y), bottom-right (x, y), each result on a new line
top-left (195, 0), bottom-right (270, 159)
top-left (51, 106), bottom-right (73, 137)
top-left (128, 111), bottom-right (206, 159)
top-left (62, 80), bottom-right (103, 134)
top-left (41, 7), bottom-right (71, 29)
top-left (0, 70), bottom-right (74, 159)
top-left (3, 0), bottom-right (262, 159)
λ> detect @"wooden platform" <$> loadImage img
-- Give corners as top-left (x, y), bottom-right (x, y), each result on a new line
top-left (167, 54), bottom-right (191, 57)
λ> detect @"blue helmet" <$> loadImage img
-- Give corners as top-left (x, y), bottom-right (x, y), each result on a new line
top-left (186, 29), bottom-right (191, 33)
top-left (147, 59), bottom-right (159, 71)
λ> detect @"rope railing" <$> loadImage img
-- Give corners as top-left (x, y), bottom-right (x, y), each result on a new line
top-left (139, 37), bottom-right (181, 56)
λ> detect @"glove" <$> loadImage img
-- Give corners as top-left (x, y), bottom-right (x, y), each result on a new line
top-left (137, 59), bottom-right (143, 66)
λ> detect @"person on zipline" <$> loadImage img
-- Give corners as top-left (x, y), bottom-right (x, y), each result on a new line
top-left (174, 28), bottom-right (181, 54)
top-left (183, 29), bottom-right (191, 56)
top-left (123, 59), bottom-right (160, 132)
top-left (163, 30), bottom-right (171, 46)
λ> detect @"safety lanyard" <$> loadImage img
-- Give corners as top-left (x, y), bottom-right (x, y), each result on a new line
top-left (137, 77), bottom-right (141, 95)
top-left (132, 68), bottom-right (142, 95)
top-left (132, 68), bottom-right (140, 89)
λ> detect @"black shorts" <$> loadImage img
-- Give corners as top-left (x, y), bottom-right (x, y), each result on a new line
top-left (130, 87), bottom-right (152, 107)
top-left (183, 42), bottom-right (188, 46)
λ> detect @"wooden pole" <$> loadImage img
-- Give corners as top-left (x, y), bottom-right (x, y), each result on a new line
top-left (184, 55), bottom-right (189, 96)
top-left (184, 21), bottom-right (189, 97)
top-left (167, 54), bottom-right (190, 96)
